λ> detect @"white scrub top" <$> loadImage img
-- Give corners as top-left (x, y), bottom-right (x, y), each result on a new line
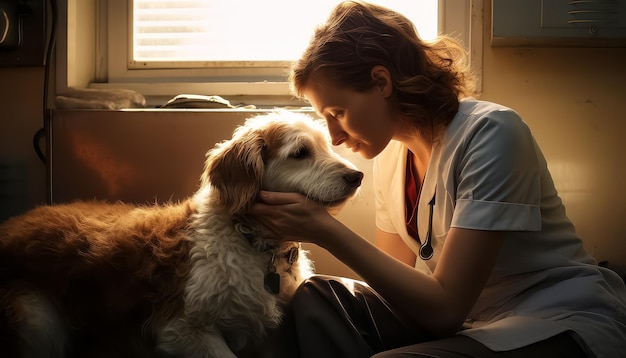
top-left (373, 98), bottom-right (626, 357)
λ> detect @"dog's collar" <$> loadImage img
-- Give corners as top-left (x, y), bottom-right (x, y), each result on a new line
top-left (267, 244), bottom-right (300, 267)
top-left (233, 219), bottom-right (299, 295)
top-left (233, 220), bottom-right (300, 266)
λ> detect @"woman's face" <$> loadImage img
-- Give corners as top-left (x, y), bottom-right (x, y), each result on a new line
top-left (302, 70), bottom-right (399, 160)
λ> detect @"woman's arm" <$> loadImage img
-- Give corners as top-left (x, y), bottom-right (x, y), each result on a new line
top-left (250, 191), bottom-right (504, 337)
top-left (321, 217), bottom-right (504, 336)
top-left (375, 229), bottom-right (416, 267)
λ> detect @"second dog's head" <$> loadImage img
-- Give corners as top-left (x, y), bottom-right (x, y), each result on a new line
top-left (201, 111), bottom-right (363, 215)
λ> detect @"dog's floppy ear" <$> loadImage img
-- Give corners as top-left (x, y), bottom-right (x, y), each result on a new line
top-left (201, 127), bottom-right (266, 214)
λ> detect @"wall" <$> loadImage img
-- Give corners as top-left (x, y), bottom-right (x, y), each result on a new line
top-left (0, 67), bottom-right (47, 221)
top-left (479, 1), bottom-right (626, 266)
top-left (0, 2), bottom-right (624, 269)
top-left (0, 0), bottom-right (96, 222)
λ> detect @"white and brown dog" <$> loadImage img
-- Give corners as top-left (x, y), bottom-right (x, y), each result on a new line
top-left (0, 111), bottom-right (363, 358)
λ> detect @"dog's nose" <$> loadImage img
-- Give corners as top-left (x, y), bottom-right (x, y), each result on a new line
top-left (344, 171), bottom-right (364, 188)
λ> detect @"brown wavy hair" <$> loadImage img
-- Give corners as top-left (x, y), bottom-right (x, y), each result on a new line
top-left (290, 0), bottom-right (475, 138)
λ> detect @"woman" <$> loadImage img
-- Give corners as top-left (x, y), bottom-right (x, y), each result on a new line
top-left (250, 1), bottom-right (626, 357)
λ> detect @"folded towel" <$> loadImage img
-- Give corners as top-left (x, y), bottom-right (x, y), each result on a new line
top-left (55, 87), bottom-right (146, 109)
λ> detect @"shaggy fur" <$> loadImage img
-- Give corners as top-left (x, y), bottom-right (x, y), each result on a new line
top-left (0, 111), bottom-right (363, 358)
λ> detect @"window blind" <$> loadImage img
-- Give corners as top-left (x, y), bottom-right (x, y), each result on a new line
top-left (132, 0), bottom-right (438, 63)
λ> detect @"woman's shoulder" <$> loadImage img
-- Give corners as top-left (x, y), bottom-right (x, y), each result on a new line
top-left (458, 98), bottom-right (518, 121)
top-left (451, 98), bottom-right (530, 139)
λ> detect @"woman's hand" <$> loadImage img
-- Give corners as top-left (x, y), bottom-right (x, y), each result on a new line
top-left (248, 190), bottom-right (337, 244)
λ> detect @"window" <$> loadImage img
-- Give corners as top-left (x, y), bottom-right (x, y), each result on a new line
top-left (67, 0), bottom-right (482, 104)
top-left (131, 0), bottom-right (438, 65)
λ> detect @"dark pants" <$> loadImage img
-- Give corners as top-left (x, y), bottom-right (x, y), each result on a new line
top-left (254, 275), bottom-right (589, 358)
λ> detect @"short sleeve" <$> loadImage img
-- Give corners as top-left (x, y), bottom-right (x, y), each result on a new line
top-left (450, 109), bottom-right (542, 231)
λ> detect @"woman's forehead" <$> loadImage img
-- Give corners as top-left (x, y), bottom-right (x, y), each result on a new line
top-left (303, 78), bottom-right (351, 108)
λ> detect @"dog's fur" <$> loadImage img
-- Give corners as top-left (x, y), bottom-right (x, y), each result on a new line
top-left (0, 111), bottom-right (363, 358)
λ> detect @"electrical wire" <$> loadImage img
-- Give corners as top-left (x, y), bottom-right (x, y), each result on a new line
top-left (33, 0), bottom-right (57, 164)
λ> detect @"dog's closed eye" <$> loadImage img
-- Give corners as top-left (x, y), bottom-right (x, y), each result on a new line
top-left (290, 146), bottom-right (311, 160)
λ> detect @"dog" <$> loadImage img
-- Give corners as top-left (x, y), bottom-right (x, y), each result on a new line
top-left (0, 111), bottom-right (364, 358)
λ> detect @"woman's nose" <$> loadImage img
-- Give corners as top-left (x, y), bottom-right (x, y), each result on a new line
top-left (327, 120), bottom-right (347, 146)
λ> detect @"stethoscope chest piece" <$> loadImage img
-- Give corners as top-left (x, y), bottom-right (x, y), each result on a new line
top-left (419, 241), bottom-right (434, 260)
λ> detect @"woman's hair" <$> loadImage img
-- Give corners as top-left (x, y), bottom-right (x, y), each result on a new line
top-left (290, 0), bottom-right (475, 136)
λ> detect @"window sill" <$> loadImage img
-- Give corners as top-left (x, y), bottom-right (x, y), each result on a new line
top-left (89, 81), bottom-right (303, 108)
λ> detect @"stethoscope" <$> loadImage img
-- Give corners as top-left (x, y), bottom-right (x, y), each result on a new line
top-left (419, 192), bottom-right (435, 260)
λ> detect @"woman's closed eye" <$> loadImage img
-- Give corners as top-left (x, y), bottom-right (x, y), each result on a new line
top-left (330, 110), bottom-right (344, 120)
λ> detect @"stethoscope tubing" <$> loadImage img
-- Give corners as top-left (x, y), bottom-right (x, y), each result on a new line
top-left (419, 192), bottom-right (435, 260)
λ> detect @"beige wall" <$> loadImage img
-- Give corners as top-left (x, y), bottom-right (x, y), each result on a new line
top-left (0, 3), bottom-right (624, 268)
top-left (479, 2), bottom-right (626, 266)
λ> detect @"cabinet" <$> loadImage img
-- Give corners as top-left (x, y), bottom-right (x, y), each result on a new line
top-left (492, 0), bottom-right (626, 46)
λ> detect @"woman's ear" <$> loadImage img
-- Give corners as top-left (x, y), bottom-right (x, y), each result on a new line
top-left (371, 65), bottom-right (393, 98)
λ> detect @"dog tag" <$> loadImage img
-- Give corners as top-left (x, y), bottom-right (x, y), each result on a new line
top-left (264, 272), bottom-right (280, 295)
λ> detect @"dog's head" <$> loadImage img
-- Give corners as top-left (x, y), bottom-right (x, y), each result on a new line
top-left (201, 111), bottom-right (363, 215)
